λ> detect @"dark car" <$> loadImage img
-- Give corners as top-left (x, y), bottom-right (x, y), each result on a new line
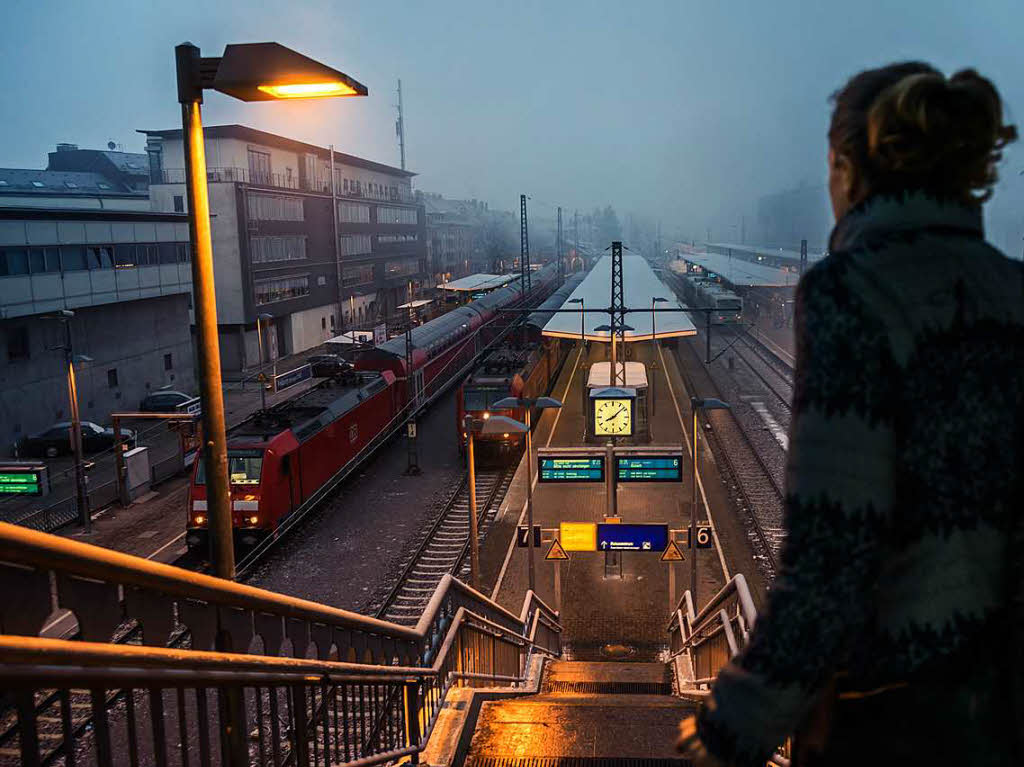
top-left (308, 354), bottom-right (352, 377)
top-left (18, 421), bottom-right (137, 459)
top-left (139, 390), bottom-right (195, 413)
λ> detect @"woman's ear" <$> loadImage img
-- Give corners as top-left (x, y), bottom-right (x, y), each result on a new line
top-left (828, 148), bottom-right (859, 219)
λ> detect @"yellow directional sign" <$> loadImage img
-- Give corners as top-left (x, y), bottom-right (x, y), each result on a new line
top-left (660, 540), bottom-right (685, 562)
top-left (559, 522), bottom-right (597, 552)
top-left (545, 539), bottom-right (570, 561)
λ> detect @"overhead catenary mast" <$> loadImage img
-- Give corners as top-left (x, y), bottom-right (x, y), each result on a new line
top-left (396, 79), bottom-right (406, 170)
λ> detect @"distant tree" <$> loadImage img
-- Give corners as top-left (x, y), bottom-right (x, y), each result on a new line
top-left (481, 212), bottom-right (517, 271)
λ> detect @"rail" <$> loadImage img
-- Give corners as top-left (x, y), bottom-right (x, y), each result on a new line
top-left (668, 574), bottom-right (757, 687)
top-left (0, 521), bottom-right (561, 765)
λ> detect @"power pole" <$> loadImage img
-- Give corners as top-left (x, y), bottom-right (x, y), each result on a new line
top-left (799, 238), bottom-right (808, 278)
top-left (556, 206), bottom-right (563, 281)
top-left (404, 324), bottom-right (420, 475)
top-left (520, 194), bottom-right (531, 294)
top-left (656, 219), bottom-right (662, 262)
top-left (574, 210), bottom-right (579, 272)
top-left (610, 241), bottom-right (626, 386)
top-left (396, 79), bottom-right (406, 171)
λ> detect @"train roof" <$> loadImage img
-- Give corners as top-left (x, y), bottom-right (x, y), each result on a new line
top-left (526, 272), bottom-right (586, 329)
top-left (466, 347), bottom-right (536, 385)
top-left (229, 370), bottom-right (392, 444)
top-left (676, 253), bottom-right (798, 288)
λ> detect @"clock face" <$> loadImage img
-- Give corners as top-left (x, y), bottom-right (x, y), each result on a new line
top-left (594, 398), bottom-right (633, 436)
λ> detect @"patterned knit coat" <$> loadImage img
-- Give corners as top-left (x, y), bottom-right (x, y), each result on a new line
top-left (696, 192), bottom-right (1024, 766)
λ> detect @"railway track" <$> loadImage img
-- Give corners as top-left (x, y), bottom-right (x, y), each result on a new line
top-left (375, 464), bottom-right (514, 625)
top-left (674, 339), bottom-right (785, 575)
top-left (728, 328), bottom-right (794, 413)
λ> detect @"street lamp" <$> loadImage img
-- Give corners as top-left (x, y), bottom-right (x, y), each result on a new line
top-left (567, 297), bottom-right (585, 345)
top-left (689, 397), bottom-right (729, 605)
top-left (650, 297), bottom-right (668, 415)
top-left (492, 396), bottom-right (562, 592)
top-left (256, 312), bottom-right (274, 410)
top-left (175, 42), bottom-right (366, 580)
top-left (594, 323), bottom-right (634, 386)
top-left (464, 414), bottom-right (528, 589)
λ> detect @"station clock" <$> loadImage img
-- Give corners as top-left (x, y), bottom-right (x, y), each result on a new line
top-left (590, 387), bottom-right (637, 438)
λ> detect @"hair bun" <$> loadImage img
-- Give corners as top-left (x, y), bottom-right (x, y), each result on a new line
top-left (865, 68), bottom-right (1017, 201)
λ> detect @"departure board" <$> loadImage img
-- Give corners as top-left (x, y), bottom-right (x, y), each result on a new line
top-left (537, 455), bottom-right (605, 483)
top-left (615, 454), bottom-right (683, 482)
top-left (0, 469), bottom-right (43, 495)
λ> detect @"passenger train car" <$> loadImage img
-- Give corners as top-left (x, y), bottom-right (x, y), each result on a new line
top-left (455, 273), bottom-right (584, 456)
top-left (668, 260), bottom-right (744, 325)
top-left (186, 264), bottom-right (562, 553)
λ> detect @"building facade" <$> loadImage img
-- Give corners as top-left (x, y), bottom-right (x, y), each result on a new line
top-left (420, 193), bottom-right (518, 286)
top-left (0, 205), bottom-right (193, 452)
top-left (141, 125), bottom-right (426, 370)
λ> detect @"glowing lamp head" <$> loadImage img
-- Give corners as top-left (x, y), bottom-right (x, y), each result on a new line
top-left (482, 412), bottom-right (490, 420)
top-left (257, 81), bottom-right (359, 99)
top-left (194, 514), bottom-right (206, 525)
top-left (248, 515), bottom-right (259, 525)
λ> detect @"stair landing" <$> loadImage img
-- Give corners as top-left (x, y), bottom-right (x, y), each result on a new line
top-left (464, 661), bottom-right (692, 765)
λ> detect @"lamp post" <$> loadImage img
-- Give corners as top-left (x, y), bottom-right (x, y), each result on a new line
top-left (650, 297), bottom-right (668, 415)
top-left (464, 414), bottom-right (528, 589)
top-left (174, 41), bottom-right (366, 580)
top-left (568, 297), bottom-right (586, 416)
top-left (493, 396), bottom-right (562, 592)
top-left (689, 397), bottom-right (729, 605)
top-left (256, 312), bottom-right (274, 410)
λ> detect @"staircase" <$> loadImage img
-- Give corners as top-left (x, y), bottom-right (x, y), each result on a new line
top-left (463, 660), bottom-right (693, 766)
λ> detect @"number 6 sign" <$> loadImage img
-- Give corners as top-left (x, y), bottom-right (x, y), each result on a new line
top-left (688, 526), bottom-right (713, 549)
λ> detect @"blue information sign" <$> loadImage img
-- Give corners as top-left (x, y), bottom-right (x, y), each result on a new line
top-left (274, 364), bottom-right (313, 392)
top-left (616, 454), bottom-right (683, 482)
top-left (538, 456), bottom-right (605, 483)
top-left (596, 523), bottom-right (669, 552)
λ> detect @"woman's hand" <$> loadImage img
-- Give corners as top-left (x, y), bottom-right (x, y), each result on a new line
top-left (677, 715), bottom-right (729, 767)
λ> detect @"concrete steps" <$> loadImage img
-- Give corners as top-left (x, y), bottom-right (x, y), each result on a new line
top-left (463, 661), bottom-right (693, 765)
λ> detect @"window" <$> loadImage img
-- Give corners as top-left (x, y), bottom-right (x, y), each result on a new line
top-left (339, 234), bottom-right (372, 256)
top-left (378, 206), bottom-right (418, 225)
top-left (337, 202), bottom-right (370, 223)
top-left (254, 275), bottom-right (309, 305)
top-left (60, 245), bottom-right (87, 271)
top-left (247, 148), bottom-right (272, 184)
top-left (317, 276), bottom-right (326, 286)
top-left (321, 317), bottom-right (326, 330)
top-left (376, 234), bottom-right (418, 244)
top-left (250, 235), bottom-right (308, 264)
top-left (247, 193), bottom-right (304, 221)
top-left (6, 327), bottom-right (29, 361)
top-left (342, 263), bottom-right (375, 287)
top-left (176, 243), bottom-right (190, 263)
top-left (173, 195), bottom-right (184, 212)
top-left (107, 369), bottom-right (119, 388)
top-left (196, 449), bottom-right (264, 485)
top-left (31, 181), bottom-right (45, 188)
top-left (64, 181), bottom-right (78, 189)
top-left (164, 353), bottom-right (173, 370)
top-left (343, 179), bottom-right (349, 192)
top-left (97, 182), bottom-right (111, 190)
top-left (28, 250), bottom-right (45, 274)
top-left (87, 246), bottom-right (114, 269)
top-left (385, 258), bottom-right (419, 278)
top-left (43, 247), bottom-right (61, 273)
top-left (0, 248), bottom-right (29, 276)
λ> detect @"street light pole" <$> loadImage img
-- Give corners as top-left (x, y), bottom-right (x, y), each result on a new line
top-left (689, 397), bottom-right (729, 606)
top-left (63, 319), bottom-right (89, 531)
top-left (524, 406), bottom-right (535, 591)
top-left (178, 42), bottom-right (234, 580)
top-left (465, 418), bottom-right (480, 588)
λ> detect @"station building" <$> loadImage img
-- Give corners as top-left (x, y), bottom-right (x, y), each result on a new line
top-left (0, 147), bottom-right (193, 452)
top-left (140, 125), bottom-right (427, 371)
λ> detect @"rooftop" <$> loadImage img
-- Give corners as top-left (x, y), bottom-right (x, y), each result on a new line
top-left (672, 253), bottom-right (800, 288)
top-left (437, 273), bottom-right (518, 292)
top-left (139, 124), bottom-right (416, 178)
top-left (0, 168), bottom-right (143, 196)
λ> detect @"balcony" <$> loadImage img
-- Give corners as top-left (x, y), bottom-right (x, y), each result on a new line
top-left (154, 168), bottom-right (418, 202)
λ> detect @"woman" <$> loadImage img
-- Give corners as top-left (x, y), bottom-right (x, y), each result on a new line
top-left (678, 62), bottom-right (1024, 765)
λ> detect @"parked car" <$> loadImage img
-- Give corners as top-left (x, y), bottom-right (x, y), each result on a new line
top-left (18, 422), bottom-right (137, 459)
top-left (308, 354), bottom-right (352, 377)
top-left (139, 390), bottom-right (195, 413)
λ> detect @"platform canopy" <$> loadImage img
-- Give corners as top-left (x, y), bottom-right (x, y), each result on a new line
top-left (705, 241), bottom-right (825, 265)
top-left (436, 273), bottom-right (518, 292)
top-left (542, 254), bottom-right (696, 342)
top-left (678, 253), bottom-right (799, 288)
top-left (396, 299), bottom-right (433, 309)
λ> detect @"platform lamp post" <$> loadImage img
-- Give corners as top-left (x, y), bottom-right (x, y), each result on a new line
top-left (650, 297), bottom-right (668, 414)
top-left (255, 312), bottom-right (274, 410)
top-left (175, 41), bottom-right (367, 581)
top-left (568, 297), bottom-right (586, 416)
top-left (464, 414), bottom-right (528, 589)
top-left (493, 396), bottom-right (562, 592)
top-left (689, 397), bottom-right (729, 605)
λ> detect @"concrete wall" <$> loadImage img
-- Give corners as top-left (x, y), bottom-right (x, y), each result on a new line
top-left (0, 294), bottom-right (195, 451)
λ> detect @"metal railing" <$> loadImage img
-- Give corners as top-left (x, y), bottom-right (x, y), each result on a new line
top-left (668, 574), bottom-right (757, 688)
top-left (154, 168), bottom-right (418, 202)
top-left (0, 522), bottom-right (561, 766)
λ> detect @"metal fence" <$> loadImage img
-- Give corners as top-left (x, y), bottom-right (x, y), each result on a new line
top-left (0, 522), bottom-right (561, 766)
top-left (154, 168), bottom-right (418, 203)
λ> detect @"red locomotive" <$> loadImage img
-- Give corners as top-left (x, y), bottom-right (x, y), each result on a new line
top-left (456, 273), bottom-right (584, 455)
top-left (187, 265), bottom-right (561, 552)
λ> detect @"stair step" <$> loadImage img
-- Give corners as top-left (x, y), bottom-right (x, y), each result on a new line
top-left (543, 681), bottom-right (672, 696)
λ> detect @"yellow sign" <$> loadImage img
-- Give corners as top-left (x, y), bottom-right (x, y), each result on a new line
top-left (559, 522), bottom-right (597, 552)
top-left (545, 539), bottom-right (570, 561)
top-left (660, 540), bottom-right (685, 562)
top-left (593, 398), bottom-right (633, 437)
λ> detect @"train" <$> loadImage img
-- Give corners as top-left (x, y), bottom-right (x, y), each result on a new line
top-left (669, 260), bottom-right (744, 325)
top-left (455, 273), bottom-right (585, 456)
top-left (185, 264), bottom-right (562, 553)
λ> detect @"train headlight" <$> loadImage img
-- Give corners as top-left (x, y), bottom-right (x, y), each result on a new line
top-left (503, 433), bottom-right (510, 438)
top-left (482, 412), bottom-right (490, 420)
top-left (248, 515), bottom-right (259, 525)
top-left (194, 514), bottom-right (206, 525)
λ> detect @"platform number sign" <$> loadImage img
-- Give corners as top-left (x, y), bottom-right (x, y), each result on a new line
top-left (516, 525), bottom-right (542, 548)
top-left (688, 526), bottom-right (713, 549)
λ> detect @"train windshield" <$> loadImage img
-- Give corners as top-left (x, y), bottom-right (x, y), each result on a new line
top-left (464, 387), bottom-right (504, 411)
top-left (195, 449), bottom-right (264, 486)
top-left (717, 298), bottom-right (742, 311)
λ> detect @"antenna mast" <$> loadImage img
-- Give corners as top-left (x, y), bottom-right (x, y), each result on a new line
top-left (396, 79), bottom-right (406, 170)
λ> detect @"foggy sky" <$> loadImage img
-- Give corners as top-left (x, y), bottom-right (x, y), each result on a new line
top-left (3, 0), bottom-right (1023, 252)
